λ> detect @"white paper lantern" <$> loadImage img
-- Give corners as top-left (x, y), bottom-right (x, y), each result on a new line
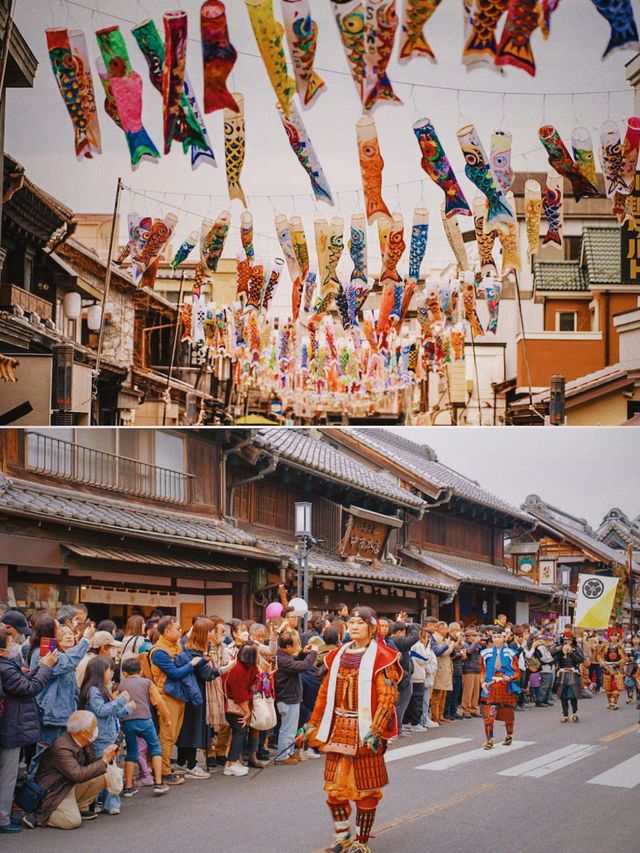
top-left (63, 291), bottom-right (81, 320)
top-left (87, 304), bottom-right (102, 331)
top-left (289, 597), bottom-right (308, 617)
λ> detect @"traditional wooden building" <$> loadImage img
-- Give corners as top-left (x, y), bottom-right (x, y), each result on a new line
top-left (596, 508), bottom-right (640, 553)
top-left (329, 429), bottom-right (552, 624)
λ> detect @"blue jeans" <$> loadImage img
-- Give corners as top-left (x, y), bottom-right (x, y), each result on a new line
top-left (95, 740), bottom-right (120, 812)
top-left (445, 675), bottom-right (463, 717)
top-left (276, 701), bottom-right (300, 760)
top-left (121, 718), bottom-right (162, 762)
top-left (589, 663), bottom-right (603, 691)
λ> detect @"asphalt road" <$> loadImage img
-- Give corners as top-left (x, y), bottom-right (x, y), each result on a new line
top-left (14, 693), bottom-right (640, 853)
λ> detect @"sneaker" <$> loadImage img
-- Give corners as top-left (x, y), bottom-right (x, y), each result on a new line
top-left (275, 756), bottom-right (299, 765)
top-left (410, 724), bottom-right (428, 732)
top-left (0, 823), bottom-right (22, 834)
top-left (223, 761), bottom-right (249, 776)
top-left (561, 716), bottom-right (569, 723)
top-left (121, 786), bottom-right (139, 798)
top-left (572, 714), bottom-right (579, 722)
top-left (426, 719), bottom-right (439, 728)
top-left (21, 814), bottom-right (36, 830)
top-left (171, 763), bottom-right (187, 775)
top-left (106, 808), bottom-right (120, 815)
top-left (162, 774), bottom-right (185, 786)
top-left (153, 783), bottom-right (170, 795)
top-left (502, 736), bottom-right (513, 746)
top-left (94, 801), bottom-right (104, 814)
top-left (184, 765), bottom-right (211, 780)
top-left (462, 714), bottom-right (472, 719)
top-left (80, 810), bottom-right (97, 821)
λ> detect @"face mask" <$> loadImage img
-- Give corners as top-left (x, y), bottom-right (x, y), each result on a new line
top-left (238, 631), bottom-right (249, 642)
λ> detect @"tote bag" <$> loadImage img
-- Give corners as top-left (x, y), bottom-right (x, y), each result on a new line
top-left (250, 694), bottom-right (277, 731)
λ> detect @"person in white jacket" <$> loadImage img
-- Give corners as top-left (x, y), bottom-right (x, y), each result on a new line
top-left (405, 628), bottom-right (438, 732)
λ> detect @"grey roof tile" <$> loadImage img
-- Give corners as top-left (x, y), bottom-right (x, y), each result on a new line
top-left (341, 429), bottom-right (533, 524)
top-left (582, 227), bottom-right (629, 284)
top-left (533, 260), bottom-right (589, 292)
top-left (403, 547), bottom-right (552, 594)
top-left (0, 476), bottom-right (259, 550)
top-left (253, 429), bottom-right (424, 510)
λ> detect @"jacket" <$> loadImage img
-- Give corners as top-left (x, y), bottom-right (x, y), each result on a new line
top-left (86, 686), bottom-right (132, 745)
top-left (150, 642), bottom-right (206, 706)
top-left (176, 647), bottom-right (220, 750)
top-left (461, 641), bottom-right (482, 675)
top-left (432, 636), bottom-right (454, 691)
top-left (34, 731), bottom-right (106, 824)
top-left (390, 624), bottom-right (420, 684)
top-left (0, 656), bottom-right (53, 748)
top-left (30, 637), bottom-right (90, 726)
top-left (274, 649), bottom-right (317, 704)
top-left (409, 641), bottom-right (437, 687)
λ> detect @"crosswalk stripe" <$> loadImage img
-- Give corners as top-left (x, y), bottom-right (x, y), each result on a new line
top-left (414, 740), bottom-right (535, 770)
top-left (587, 754), bottom-right (640, 788)
top-left (386, 737), bottom-right (472, 764)
top-left (498, 744), bottom-right (603, 778)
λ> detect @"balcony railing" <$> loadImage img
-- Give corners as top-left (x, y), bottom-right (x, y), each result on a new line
top-left (26, 432), bottom-right (194, 505)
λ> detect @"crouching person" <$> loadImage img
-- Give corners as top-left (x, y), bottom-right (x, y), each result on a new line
top-left (28, 710), bottom-right (117, 829)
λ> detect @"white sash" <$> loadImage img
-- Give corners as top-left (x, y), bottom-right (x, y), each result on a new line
top-left (316, 640), bottom-right (379, 744)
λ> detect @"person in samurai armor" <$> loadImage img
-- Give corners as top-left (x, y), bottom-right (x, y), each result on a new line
top-left (552, 629), bottom-right (585, 722)
top-left (296, 606), bottom-right (402, 853)
top-left (598, 629), bottom-right (628, 710)
top-left (480, 628), bottom-right (521, 750)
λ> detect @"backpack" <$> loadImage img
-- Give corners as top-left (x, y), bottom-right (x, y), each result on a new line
top-left (138, 649), bottom-right (153, 681)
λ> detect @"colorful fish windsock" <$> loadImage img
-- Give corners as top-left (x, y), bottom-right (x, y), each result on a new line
top-left (132, 18), bottom-right (215, 169)
top-left (490, 131), bottom-right (514, 194)
top-left (281, 0), bottom-right (325, 107)
top-left (241, 210), bottom-right (255, 259)
top-left (224, 93), bottom-right (247, 205)
top-left (246, 0), bottom-right (296, 117)
top-left (201, 1), bottom-right (239, 114)
top-left (524, 180), bottom-right (542, 256)
top-left (349, 212), bottom-right (368, 286)
top-left (131, 213), bottom-right (178, 284)
top-left (619, 117), bottom-right (640, 194)
top-left (473, 197), bottom-right (497, 275)
top-left (262, 257), bottom-right (285, 309)
top-left (441, 206), bottom-right (470, 271)
top-left (320, 216), bottom-right (344, 299)
top-left (408, 208), bottom-right (429, 282)
top-left (330, 0), bottom-right (365, 99)
top-left (399, 0), bottom-right (443, 62)
top-left (571, 126), bottom-right (598, 191)
top-left (588, 0), bottom-right (639, 58)
top-left (96, 26), bottom-right (160, 168)
top-left (413, 118), bottom-right (471, 218)
top-left (495, 0), bottom-right (540, 76)
top-left (497, 192), bottom-right (521, 273)
top-left (380, 212), bottom-right (405, 285)
top-left (539, 125), bottom-right (599, 200)
top-left (462, 0), bottom-right (509, 68)
top-left (482, 275), bottom-right (502, 334)
top-left (356, 115), bottom-right (391, 224)
top-left (542, 170), bottom-right (564, 247)
top-left (362, 0), bottom-right (402, 110)
top-left (246, 257), bottom-right (265, 312)
top-left (171, 230), bottom-right (199, 271)
top-left (461, 271), bottom-right (484, 337)
top-left (599, 120), bottom-right (624, 197)
top-left (540, 0), bottom-right (563, 37)
top-left (290, 216), bottom-right (310, 319)
top-left (277, 102), bottom-right (333, 203)
top-left (201, 211), bottom-right (231, 274)
top-left (162, 11), bottom-right (188, 156)
top-left (46, 28), bottom-right (101, 160)
top-left (457, 124), bottom-right (514, 232)
top-left (236, 249), bottom-right (251, 296)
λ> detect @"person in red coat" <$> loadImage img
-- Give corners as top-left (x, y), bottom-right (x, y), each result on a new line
top-left (297, 607), bottom-right (402, 853)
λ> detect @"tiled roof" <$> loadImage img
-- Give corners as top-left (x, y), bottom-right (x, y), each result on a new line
top-left (253, 429), bottom-right (424, 510)
top-left (250, 531), bottom-right (456, 592)
top-left (513, 361), bottom-right (639, 406)
top-left (582, 227), bottom-right (630, 284)
top-left (596, 508), bottom-right (640, 551)
top-left (533, 260), bottom-right (589, 292)
top-left (340, 429), bottom-right (533, 524)
top-left (0, 474), bottom-right (271, 554)
top-left (522, 495), bottom-right (635, 569)
top-left (402, 547), bottom-right (552, 595)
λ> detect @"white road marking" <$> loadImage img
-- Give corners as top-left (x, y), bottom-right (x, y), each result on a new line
top-left (414, 741), bottom-right (535, 771)
top-left (587, 754), bottom-right (640, 788)
top-left (498, 744), bottom-right (603, 778)
top-left (386, 737), bottom-right (472, 764)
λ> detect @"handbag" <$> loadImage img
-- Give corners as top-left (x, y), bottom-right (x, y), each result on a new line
top-left (105, 761), bottom-right (124, 795)
top-left (250, 694), bottom-right (277, 731)
top-left (14, 778), bottom-right (47, 813)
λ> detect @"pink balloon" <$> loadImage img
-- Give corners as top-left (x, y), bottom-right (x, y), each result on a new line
top-left (265, 601), bottom-right (284, 620)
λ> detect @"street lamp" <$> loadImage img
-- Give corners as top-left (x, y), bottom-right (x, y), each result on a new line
top-left (294, 502), bottom-right (313, 629)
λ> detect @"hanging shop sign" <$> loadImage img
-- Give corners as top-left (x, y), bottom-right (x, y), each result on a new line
top-left (538, 559), bottom-right (556, 585)
top-left (339, 506), bottom-right (402, 561)
top-left (80, 585), bottom-right (178, 607)
top-left (516, 555), bottom-right (536, 576)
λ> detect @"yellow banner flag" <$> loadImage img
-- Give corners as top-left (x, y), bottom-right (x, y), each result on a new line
top-left (574, 574), bottom-right (619, 629)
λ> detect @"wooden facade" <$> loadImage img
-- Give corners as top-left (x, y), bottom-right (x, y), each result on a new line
top-left (407, 510), bottom-right (503, 564)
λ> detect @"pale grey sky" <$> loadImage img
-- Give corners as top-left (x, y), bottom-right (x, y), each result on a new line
top-left (6, 0), bottom-right (638, 266)
top-left (389, 426), bottom-right (640, 528)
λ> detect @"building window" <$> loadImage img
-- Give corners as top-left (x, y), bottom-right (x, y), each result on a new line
top-left (154, 431), bottom-right (185, 501)
top-left (556, 311), bottom-right (577, 332)
top-left (564, 236), bottom-right (582, 261)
